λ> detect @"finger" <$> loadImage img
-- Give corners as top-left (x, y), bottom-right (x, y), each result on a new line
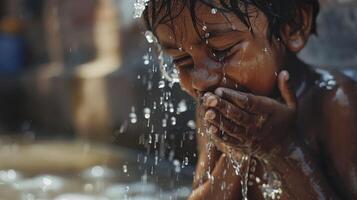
top-left (203, 93), bottom-right (255, 127)
top-left (209, 127), bottom-right (244, 161)
top-left (214, 87), bottom-right (270, 114)
top-left (278, 70), bottom-right (297, 110)
top-left (205, 110), bottom-right (247, 142)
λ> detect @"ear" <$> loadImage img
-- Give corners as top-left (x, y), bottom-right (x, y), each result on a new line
top-left (281, 7), bottom-right (314, 53)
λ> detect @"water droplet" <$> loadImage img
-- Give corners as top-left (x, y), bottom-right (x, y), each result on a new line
top-left (129, 106), bottom-right (137, 124)
top-left (177, 100), bottom-right (188, 114)
top-left (155, 133), bottom-right (159, 143)
top-left (187, 120), bottom-right (196, 130)
top-left (173, 159), bottom-right (181, 173)
top-left (143, 54), bottom-right (150, 65)
top-left (162, 119), bottom-right (167, 127)
top-left (169, 107), bottom-right (175, 113)
top-left (119, 121), bottom-right (128, 134)
top-left (158, 80), bottom-right (165, 88)
top-left (256, 177), bottom-right (261, 183)
top-left (129, 114), bottom-right (137, 124)
top-left (223, 76), bottom-right (227, 84)
top-left (144, 30), bottom-right (156, 43)
top-left (122, 165), bottom-right (128, 173)
top-left (211, 8), bottom-right (218, 14)
top-left (147, 80), bottom-right (152, 90)
top-left (148, 134), bottom-right (152, 144)
top-left (142, 108), bottom-right (149, 116)
top-left (171, 116), bottom-right (176, 126)
top-left (91, 166), bottom-right (104, 177)
top-left (184, 157), bottom-right (189, 166)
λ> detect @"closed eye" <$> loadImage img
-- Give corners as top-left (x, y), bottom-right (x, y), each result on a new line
top-left (173, 55), bottom-right (193, 68)
top-left (211, 41), bottom-right (240, 61)
top-left (212, 48), bottom-right (232, 60)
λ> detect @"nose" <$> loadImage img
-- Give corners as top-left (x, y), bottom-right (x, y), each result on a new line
top-left (189, 49), bottom-right (223, 92)
top-left (191, 68), bottom-right (222, 92)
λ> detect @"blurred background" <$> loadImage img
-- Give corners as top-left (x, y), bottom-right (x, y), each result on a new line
top-left (0, 0), bottom-right (355, 199)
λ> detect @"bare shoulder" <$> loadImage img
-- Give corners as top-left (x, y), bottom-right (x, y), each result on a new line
top-left (315, 68), bottom-right (357, 119)
top-left (313, 68), bottom-right (357, 199)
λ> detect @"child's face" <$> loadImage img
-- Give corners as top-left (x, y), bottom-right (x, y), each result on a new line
top-left (155, 2), bottom-right (285, 98)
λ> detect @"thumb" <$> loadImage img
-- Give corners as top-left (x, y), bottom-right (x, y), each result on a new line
top-left (278, 70), bottom-right (296, 109)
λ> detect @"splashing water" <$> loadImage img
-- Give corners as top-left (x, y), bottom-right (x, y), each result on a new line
top-left (133, 0), bottom-right (150, 18)
top-left (261, 180), bottom-right (283, 200)
top-left (227, 151), bottom-right (251, 200)
top-left (258, 159), bottom-right (283, 200)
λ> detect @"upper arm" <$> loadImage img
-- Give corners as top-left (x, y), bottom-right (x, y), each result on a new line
top-left (320, 80), bottom-right (357, 199)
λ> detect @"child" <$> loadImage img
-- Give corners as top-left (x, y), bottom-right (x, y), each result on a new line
top-left (143, 0), bottom-right (357, 199)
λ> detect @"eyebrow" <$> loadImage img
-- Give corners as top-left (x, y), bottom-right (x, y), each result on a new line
top-left (159, 40), bottom-right (179, 51)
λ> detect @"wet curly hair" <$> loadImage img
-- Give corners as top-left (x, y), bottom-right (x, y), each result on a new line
top-left (143, 0), bottom-right (320, 41)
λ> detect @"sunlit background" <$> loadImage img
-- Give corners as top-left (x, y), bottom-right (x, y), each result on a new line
top-left (0, 0), bottom-right (356, 199)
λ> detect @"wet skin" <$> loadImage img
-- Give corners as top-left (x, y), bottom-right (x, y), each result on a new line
top-left (149, 1), bottom-right (357, 199)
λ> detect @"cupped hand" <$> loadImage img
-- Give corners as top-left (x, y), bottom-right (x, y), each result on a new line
top-left (203, 71), bottom-right (297, 155)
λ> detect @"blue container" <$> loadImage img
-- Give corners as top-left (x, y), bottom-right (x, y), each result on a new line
top-left (0, 33), bottom-right (26, 74)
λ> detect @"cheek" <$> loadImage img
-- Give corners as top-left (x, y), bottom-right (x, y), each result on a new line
top-left (225, 42), bottom-right (282, 96)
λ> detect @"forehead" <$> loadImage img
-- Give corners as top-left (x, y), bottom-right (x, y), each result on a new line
top-left (153, 1), bottom-right (251, 44)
